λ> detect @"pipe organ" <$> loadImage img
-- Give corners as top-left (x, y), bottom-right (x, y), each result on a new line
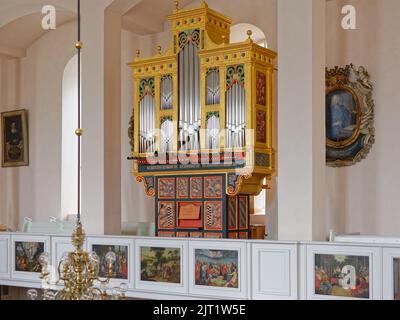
top-left (128, 1), bottom-right (277, 239)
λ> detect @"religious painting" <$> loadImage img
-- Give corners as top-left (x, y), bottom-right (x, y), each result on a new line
top-left (204, 201), bottom-right (223, 231)
top-left (394, 258), bottom-right (400, 300)
top-left (158, 178), bottom-right (175, 199)
top-left (326, 65), bottom-right (375, 167)
top-left (15, 241), bottom-right (44, 273)
top-left (256, 71), bottom-right (266, 106)
top-left (190, 177), bottom-right (203, 198)
top-left (140, 247), bottom-right (181, 284)
top-left (92, 244), bottom-right (128, 279)
top-left (158, 202), bottom-right (175, 229)
top-left (1, 109), bottom-right (29, 167)
top-left (314, 254), bottom-right (370, 299)
top-left (177, 177), bottom-right (189, 198)
top-left (194, 249), bottom-right (239, 288)
top-left (204, 176), bottom-right (223, 198)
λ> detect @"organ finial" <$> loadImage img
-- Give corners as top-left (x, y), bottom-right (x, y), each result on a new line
top-left (174, 0), bottom-right (179, 11)
top-left (136, 49), bottom-right (141, 58)
top-left (247, 30), bottom-right (253, 40)
top-left (157, 45), bottom-right (162, 55)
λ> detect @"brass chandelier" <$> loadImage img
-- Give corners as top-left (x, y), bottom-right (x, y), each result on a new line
top-left (27, 0), bottom-right (127, 300)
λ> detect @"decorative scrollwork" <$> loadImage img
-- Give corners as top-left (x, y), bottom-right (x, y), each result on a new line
top-left (178, 29), bottom-right (200, 49)
top-left (226, 64), bottom-right (245, 89)
top-left (139, 78), bottom-right (155, 99)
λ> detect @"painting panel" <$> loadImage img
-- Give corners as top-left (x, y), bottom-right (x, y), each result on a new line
top-left (158, 202), bottom-right (175, 229)
top-left (158, 177), bottom-right (175, 199)
top-left (177, 177), bottom-right (189, 198)
top-left (204, 176), bottom-right (223, 198)
top-left (92, 244), bottom-right (128, 280)
top-left (15, 241), bottom-right (44, 273)
top-left (140, 247), bottom-right (181, 284)
top-left (190, 177), bottom-right (203, 198)
top-left (204, 201), bottom-right (223, 231)
top-left (256, 71), bottom-right (266, 106)
top-left (194, 249), bottom-right (239, 288)
top-left (256, 110), bottom-right (267, 144)
top-left (314, 254), bottom-right (370, 299)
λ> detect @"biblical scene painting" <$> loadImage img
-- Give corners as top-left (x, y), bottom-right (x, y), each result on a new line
top-left (394, 258), bottom-right (400, 300)
top-left (1, 110), bottom-right (29, 167)
top-left (15, 241), bottom-right (44, 273)
top-left (140, 247), bottom-right (181, 284)
top-left (92, 245), bottom-right (128, 279)
top-left (314, 254), bottom-right (370, 299)
top-left (195, 249), bottom-right (239, 288)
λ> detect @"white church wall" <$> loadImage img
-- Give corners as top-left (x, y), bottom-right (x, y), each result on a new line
top-left (0, 22), bottom-right (76, 230)
top-left (325, 0), bottom-right (400, 236)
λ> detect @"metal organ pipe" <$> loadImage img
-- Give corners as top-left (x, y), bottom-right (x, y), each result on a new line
top-left (178, 34), bottom-right (201, 151)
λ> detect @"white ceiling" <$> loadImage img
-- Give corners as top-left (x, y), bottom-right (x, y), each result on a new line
top-left (121, 0), bottom-right (195, 35)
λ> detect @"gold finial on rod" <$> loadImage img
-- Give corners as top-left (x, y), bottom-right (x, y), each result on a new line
top-left (247, 30), bottom-right (253, 40)
top-left (201, 1), bottom-right (208, 8)
top-left (174, 0), bottom-right (179, 10)
top-left (75, 41), bottom-right (83, 49)
top-left (157, 45), bottom-right (162, 55)
top-left (136, 49), bottom-right (141, 58)
top-left (75, 128), bottom-right (83, 137)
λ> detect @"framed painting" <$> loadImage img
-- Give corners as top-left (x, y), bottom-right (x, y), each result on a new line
top-left (189, 240), bottom-right (248, 299)
top-left (326, 65), bottom-right (375, 167)
top-left (1, 109), bottom-right (29, 167)
top-left (11, 234), bottom-right (50, 281)
top-left (135, 239), bottom-right (188, 294)
top-left (383, 248), bottom-right (400, 300)
top-left (0, 234), bottom-right (10, 279)
top-left (87, 237), bottom-right (134, 289)
top-left (306, 244), bottom-right (381, 300)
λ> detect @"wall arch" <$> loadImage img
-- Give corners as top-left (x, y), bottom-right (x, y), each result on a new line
top-left (61, 54), bottom-right (79, 220)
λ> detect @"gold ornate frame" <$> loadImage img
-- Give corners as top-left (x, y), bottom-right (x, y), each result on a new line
top-left (326, 65), bottom-right (375, 167)
top-left (1, 109), bottom-right (29, 167)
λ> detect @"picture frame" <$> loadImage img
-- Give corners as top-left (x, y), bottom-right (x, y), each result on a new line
top-left (325, 65), bottom-right (375, 167)
top-left (306, 244), bottom-right (382, 300)
top-left (382, 247), bottom-right (400, 300)
top-left (86, 236), bottom-right (134, 289)
top-left (11, 234), bottom-right (50, 282)
top-left (0, 234), bottom-right (10, 279)
top-left (189, 240), bottom-right (248, 299)
top-left (1, 109), bottom-right (29, 167)
top-left (135, 238), bottom-right (188, 294)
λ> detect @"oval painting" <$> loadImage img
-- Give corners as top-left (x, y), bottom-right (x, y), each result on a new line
top-left (326, 88), bottom-right (360, 147)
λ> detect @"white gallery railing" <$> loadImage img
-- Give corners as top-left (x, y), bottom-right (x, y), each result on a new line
top-left (0, 233), bottom-right (399, 300)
